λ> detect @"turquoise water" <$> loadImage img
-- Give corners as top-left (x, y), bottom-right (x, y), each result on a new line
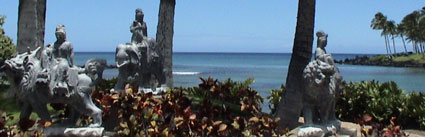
top-left (75, 52), bottom-right (425, 111)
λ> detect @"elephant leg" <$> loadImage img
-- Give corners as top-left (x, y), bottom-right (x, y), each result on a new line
top-left (19, 103), bottom-right (33, 119)
top-left (302, 106), bottom-right (313, 126)
top-left (114, 70), bottom-right (127, 92)
top-left (31, 102), bottom-right (51, 122)
top-left (71, 90), bottom-right (102, 127)
top-left (64, 106), bottom-right (81, 127)
top-left (319, 104), bottom-right (331, 125)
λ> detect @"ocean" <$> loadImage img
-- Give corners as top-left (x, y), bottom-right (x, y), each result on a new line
top-left (75, 52), bottom-right (425, 112)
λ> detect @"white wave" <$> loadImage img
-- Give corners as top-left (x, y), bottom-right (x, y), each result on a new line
top-left (173, 72), bottom-right (201, 75)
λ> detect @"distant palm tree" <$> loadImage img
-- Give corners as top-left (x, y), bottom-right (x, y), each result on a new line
top-left (419, 8), bottom-right (425, 56)
top-left (371, 12), bottom-right (391, 57)
top-left (386, 20), bottom-right (397, 56)
top-left (402, 11), bottom-right (421, 53)
top-left (396, 23), bottom-right (408, 54)
top-left (276, 0), bottom-right (316, 129)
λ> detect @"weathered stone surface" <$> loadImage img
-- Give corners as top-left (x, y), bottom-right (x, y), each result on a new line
top-left (289, 118), bottom-right (359, 137)
top-left (114, 9), bottom-right (167, 94)
top-left (156, 0), bottom-right (176, 88)
top-left (17, 0), bottom-right (46, 53)
top-left (44, 127), bottom-right (104, 137)
top-left (297, 31), bottom-right (343, 136)
top-left (0, 25), bottom-right (106, 128)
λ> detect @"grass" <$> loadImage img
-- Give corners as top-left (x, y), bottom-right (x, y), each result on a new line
top-left (393, 53), bottom-right (425, 64)
top-left (370, 53), bottom-right (425, 64)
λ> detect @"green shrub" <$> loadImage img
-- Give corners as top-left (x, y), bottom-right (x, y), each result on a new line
top-left (0, 15), bottom-right (16, 64)
top-left (370, 55), bottom-right (389, 62)
top-left (267, 85), bottom-right (285, 114)
top-left (337, 81), bottom-right (405, 123)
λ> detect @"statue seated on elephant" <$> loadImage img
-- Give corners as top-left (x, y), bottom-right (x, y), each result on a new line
top-left (0, 47), bottom-right (106, 127)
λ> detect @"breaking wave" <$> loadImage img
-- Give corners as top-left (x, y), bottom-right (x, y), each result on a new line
top-left (173, 72), bottom-right (201, 75)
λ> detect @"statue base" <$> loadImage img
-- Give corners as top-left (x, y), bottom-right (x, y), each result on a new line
top-left (43, 127), bottom-right (104, 137)
top-left (138, 86), bottom-right (168, 94)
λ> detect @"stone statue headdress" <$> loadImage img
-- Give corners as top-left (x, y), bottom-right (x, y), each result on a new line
top-left (55, 24), bottom-right (66, 39)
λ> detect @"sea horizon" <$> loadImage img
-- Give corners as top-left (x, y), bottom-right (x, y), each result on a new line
top-left (75, 51), bottom-right (380, 56)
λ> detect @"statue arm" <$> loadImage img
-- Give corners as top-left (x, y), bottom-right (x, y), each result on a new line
top-left (143, 22), bottom-right (148, 37)
top-left (315, 48), bottom-right (326, 59)
top-left (68, 43), bottom-right (75, 66)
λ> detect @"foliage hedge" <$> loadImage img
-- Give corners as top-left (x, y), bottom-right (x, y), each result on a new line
top-left (92, 77), bottom-right (289, 137)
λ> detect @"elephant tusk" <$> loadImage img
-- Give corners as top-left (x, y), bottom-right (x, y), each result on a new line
top-left (116, 61), bottom-right (129, 68)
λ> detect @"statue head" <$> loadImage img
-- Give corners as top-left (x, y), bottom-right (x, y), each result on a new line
top-left (316, 31), bottom-right (328, 48)
top-left (55, 24), bottom-right (66, 41)
top-left (135, 8), bottom-right (144, 22)
top-left (316, 31), bottom-right (327, 38)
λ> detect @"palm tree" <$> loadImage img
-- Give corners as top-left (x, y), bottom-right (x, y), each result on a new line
top-left (397, 23), bottom-right (408, 54)
top-left (156, 0), bottom-right (176, 87)
top-left (276, 0), bottom-right (316, 129)
top-left (402, 11), bottom-right (421, 53)
top-left (419, 8), bottom-right (425, 56)
top-left (386, 20), bottom-right (397, 56)
top-left (371, 12), bottom-right (391, 57)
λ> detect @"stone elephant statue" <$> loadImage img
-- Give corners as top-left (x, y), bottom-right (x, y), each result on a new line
top-left (0, 47), bottom-right (105, 127)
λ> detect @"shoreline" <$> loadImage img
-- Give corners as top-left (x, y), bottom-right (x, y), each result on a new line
top-left (335, 54), bottom-right (425, 68)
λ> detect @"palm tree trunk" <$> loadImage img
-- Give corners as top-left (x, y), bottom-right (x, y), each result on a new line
top-left (17, 0), bottom-right (46, 53)
top-left (401, 35), bottom-right (407, 54)
top-left (156, 0), bottom-right (176, 88)
top-left (413, 42), bottom-right (417, 53)
top-left (385, 35), bottom-right (392, 57)
top-left (384, 37), bottom-right (390, 56)
top-left (276, 0), bottom-right (316, 130)
top-left (391, 35), bottom-right (396, 56)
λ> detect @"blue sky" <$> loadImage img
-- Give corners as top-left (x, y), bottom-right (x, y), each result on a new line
top-left (0, 1), bottom-right (423, 54)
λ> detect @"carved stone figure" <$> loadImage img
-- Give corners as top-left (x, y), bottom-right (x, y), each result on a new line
top-left (131, 8), bottom-right (148, 44)
top-left (114, 9), bottom-right (166, 93)
top-left (298, 31), bottom-right (343, 137)
top-left (0, 25), bottom-right (106, 128)
top-left (49, 24), bottom-right (74, 66)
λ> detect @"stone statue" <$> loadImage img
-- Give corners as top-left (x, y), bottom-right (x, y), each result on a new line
top-left (298, 31), bottom-right (343, 137)
top-left (114, 9), bottom-right (166, 94)
top-left (130, 8), bottom-right (148, 44)
top-left (49, 24), bottom-right (74, 66)
top-left (0, 25), bottom-right (107, 128)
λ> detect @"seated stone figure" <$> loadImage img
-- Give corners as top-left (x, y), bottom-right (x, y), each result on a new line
top-left (298, 31), bottom-right (343, 137)
top-left (130, 8), bottom-right (148, 44)
top-left (50, 24), bottom-right (74, 66)
top-left (114, 8), bottom-right (166, 93)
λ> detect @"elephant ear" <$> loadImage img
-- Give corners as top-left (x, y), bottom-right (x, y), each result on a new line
top-left (67, 67), bottom-right (79, 87)
top-left (127, 47), bottom-right (140, 65)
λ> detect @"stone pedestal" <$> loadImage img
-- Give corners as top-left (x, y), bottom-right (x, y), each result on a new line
top-left (289, 117), bottom-right (359, 137)
top-left (43, 127), bottom-right (104, 137)
top-left (139, 86), bottom-right (168, 94)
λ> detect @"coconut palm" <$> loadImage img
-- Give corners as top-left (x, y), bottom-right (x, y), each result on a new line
top-left (156, 0), bottom-right (176, 87)
top-left (402, 11), bottom-right (421, 53)
top-left (397, 23), bottom-right (408, 54)
top-left (386, 20), bottom-right (397, 55)
top-left (276, 0), bottom-right (316, 129)
top-left (371, 12), bottom-right (391, 56)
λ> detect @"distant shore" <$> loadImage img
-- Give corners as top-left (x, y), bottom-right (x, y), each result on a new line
top-left (335, 53), bottom-right (425, 68)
